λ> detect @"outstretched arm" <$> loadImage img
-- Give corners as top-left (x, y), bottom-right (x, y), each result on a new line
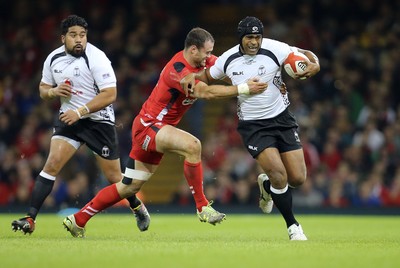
top-left (180, 68), bottom-right (232, 96)
top-left (190, 78), bottom-right (267, 100)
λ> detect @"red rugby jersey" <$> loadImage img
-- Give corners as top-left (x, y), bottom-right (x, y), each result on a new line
top-left (138, 51), bottom-right (217, 126)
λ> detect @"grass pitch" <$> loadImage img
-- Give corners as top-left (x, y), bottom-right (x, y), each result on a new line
top-left (1, 213), bottom-right (399, 268)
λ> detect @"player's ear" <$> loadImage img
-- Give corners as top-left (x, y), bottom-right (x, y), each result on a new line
top-left (189, 45), bottom-right (198, 54)
top-left (61, 35), bottom-right (65, 44)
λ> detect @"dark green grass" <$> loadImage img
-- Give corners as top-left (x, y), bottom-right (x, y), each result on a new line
top-left (1, 213), bottom-right (399, 268)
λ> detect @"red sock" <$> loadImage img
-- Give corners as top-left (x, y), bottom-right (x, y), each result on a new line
top-left (74, 184), bottom-right (121, 227)
top-left (183, 160), bottom-right (208, 211)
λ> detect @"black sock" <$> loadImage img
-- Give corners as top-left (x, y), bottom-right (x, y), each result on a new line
top-left (270, 186), bottom-right (298, 228)
top-left (127, 194), bottom-right (141, 209)
top-left (27, 176), bottom-right (55, 219)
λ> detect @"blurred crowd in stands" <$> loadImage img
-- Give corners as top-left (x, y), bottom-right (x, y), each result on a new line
top-left (1, 0), bottom-right (400, 211)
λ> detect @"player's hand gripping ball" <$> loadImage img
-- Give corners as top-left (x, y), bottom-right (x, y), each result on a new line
top-left (284, 51), bottom-right (308, 80)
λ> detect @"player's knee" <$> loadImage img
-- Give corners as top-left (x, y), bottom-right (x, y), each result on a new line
top-left (268, 170), bottom-right (287, 188)
top-left (185, 138), bottom-right (202, 157)
top-left (289, 173), bottom-right (306, 188)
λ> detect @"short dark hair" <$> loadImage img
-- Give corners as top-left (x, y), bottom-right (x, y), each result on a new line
top-left (184, 27), bottom-right (214, 49)
top-left (61, 15), bottom-right (88, 35)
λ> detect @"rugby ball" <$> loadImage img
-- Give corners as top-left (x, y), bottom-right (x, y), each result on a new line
top-left (283, 51), bottom-right (308, 79)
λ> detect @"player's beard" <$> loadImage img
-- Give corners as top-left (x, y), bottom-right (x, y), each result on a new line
top-left (67, 45), bottom-right (85, 57)
top-left (196, 59), bottom-right (206, 68)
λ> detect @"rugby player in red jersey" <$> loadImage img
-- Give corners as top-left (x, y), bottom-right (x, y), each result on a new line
top-left (62, 27), bottom-right (267, 237)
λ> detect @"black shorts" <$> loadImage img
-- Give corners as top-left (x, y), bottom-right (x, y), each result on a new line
top-left (237, 108), bottom-right (302, 158)
top-left (53, 118), bottom-right (120, 160)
